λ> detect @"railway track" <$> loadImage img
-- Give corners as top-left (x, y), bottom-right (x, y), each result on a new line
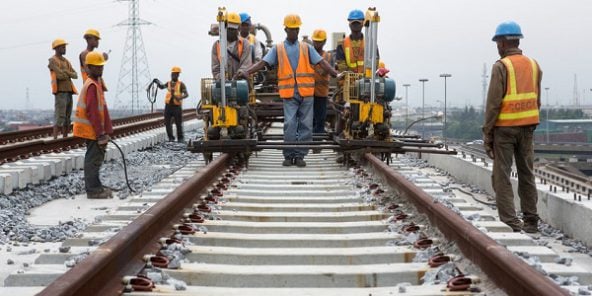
top-left (2, 125), bottom-right (586, 296)
top-left (0, 110), bottom-right (197, 165)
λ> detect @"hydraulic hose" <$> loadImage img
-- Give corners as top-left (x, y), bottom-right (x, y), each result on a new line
top-left (146, 79), bottom-right (161, 113)
top-left (109, 139), bottom-right (137, 193)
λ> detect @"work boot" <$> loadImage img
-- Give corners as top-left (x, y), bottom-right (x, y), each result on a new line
top-left (506, 221), bottom-right (523, 233)
top-left (294, 158), bottom-right (306, 167)
top-left (523, 216), bottom-right (539, 233)
top-left (282, 158), bottom-right (293, 167)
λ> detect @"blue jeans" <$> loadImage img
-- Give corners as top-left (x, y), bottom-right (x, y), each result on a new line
top-left (283, 94), bottom-right (313, 159)
top-left (313, 96), bottom-right (327, 134)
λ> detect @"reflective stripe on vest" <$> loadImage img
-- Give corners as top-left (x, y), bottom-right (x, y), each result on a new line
top-left (314, 51), bottom-right (332, 97)
top-left (165, 81), bottom-right (183, 106)
top-left (73, 79), bottom-right (105, 140)
top-left (49, 56), bottom-right (78, 95)
top-left (343, 36), bottom-right (364, 73)
top-left (277, 42), bottom-right (315, 99)
top-left (495, 55), bottom-right (540, 126)
top-left (216, 40), bottom-right (244, 62)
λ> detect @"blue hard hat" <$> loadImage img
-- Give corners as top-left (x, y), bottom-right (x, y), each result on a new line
top-left (347, 9), bottom-right (364, 21)
top-left (492, 21), bottom-right (523, 41)
top-left (239, 13), bottom-right (251, 24)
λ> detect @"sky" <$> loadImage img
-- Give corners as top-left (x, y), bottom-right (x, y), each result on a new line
top-left (0, 0), bottom-right (591, 111)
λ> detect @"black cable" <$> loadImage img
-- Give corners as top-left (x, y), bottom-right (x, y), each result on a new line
top-left (146, 79), bottom-right (160, 111)
top-left (109, 139), bottom-right (137, 193)
top-left (449, 186), bottom-right (496, 206)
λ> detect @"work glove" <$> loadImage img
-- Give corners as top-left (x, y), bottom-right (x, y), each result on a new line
top-left (98, 134), bottom-right (110, 146)
top-left (376, 68), bottom-right (390, 77)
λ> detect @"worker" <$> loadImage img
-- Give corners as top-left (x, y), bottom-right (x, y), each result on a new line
top-left (239, 12), bottom-right (264, 62)
top-left (152, 67), bottom-right (189, 142)
top-left (335, 9), bottom-right (379, 73)
top-left (237, 14), bottom-right (338, 167)
top-left (311, 29), bottom-right (333, 151)
top-left (483, 21), bottom-right (542, 233)
top-left (73, 52), bottom-right (113, 199)
top-left (212, 12), bottom-right (252, 80)
top-left (79, 29), bottom-right (109, 89)
top-left (48, 39), bottom-right (78, 139)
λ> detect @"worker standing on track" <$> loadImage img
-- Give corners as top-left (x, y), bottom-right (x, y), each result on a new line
top-left (311, 29), bottom-right (333, 153)
top-left (212, 12), bottom-right (252, 80)
top-left (237, 14), bottom-right (338, 167)
top-left (152, 67), bottom-right (189, 142)
top-left (239, 12), bottom-right (264, 62)
top-left (48, 39), bottom-right (78, 139)
top-left (73, 52), bottom-right (113, 199)
top-left (483, 21), bottom-right (542, 233)
top-left (79, 29), bottom-right (109, 89)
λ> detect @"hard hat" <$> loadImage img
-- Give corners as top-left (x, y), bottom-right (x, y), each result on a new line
top-left (171, 66), bottom-right (182, 73)
top-left (84, 29), bottom-right (101, 39)
top-left (378, 60), bottom-right (385, 69)
top-left (311, 29), bottom-right (327, 42)
top-left (52, 39), bottom-right (67, 49)
top-left (283, 14), bottom-right (302, 29)
top-left (347, 9), bottom-right (364, 22)
top-left (85, 51), bottom-right (106, 66)
top-left (239, 12), bottom-right (251, 24)
top-left (492, 21), bottom-right (523, 41)
top-left (227, 12), bottom-right (241, 29)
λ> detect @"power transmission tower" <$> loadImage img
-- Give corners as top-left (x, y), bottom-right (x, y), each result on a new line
top-left (481, 63), bottom-right (488, 112)
top-left (115, 0), bottom-right (151, 114)
top-left (572, 74), bottom-right (580, 106)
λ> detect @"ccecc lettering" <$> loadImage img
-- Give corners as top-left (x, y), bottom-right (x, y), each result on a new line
top-left (507, 100), bottom-right (536, 112)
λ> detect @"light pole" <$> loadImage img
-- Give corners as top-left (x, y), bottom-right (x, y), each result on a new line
top-left (439, 73), bottom-right (451, 146)
top-left (419, 79), bottom-right (428, 138)
top-left (545, 87), bottom-right (550, 143)
top-left (403, 84), bottom-right (411, 128)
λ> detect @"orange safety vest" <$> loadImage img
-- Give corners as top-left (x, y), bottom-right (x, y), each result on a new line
top-left (277, 42), bottom-right (315, 99)
top-left (80, 50), bottom-right (108, 91)
top-left (314, 51), bottom-right (332, 97)
top-left (495, 55), bottom-right (540, 127)
top-left (216, 40), bottom-right (244, 62)
top-left (165, 80), bottom-right (183, 106)
top-left (49, 56), bottom-right (78, 95)
top-left (73, 79), bottom-right (105, 140)
top-left (343, 36), bottom-right (364, 73)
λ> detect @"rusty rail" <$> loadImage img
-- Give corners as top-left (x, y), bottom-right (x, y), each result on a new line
top-left (364, 152), bottom-right (569, 296)
top-left (37, 153), bottom-right (231, 296)
top-left (0, 111), bottom-right (197, 164)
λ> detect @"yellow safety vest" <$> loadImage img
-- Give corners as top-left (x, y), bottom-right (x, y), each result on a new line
top-left (495, 55), bottom-right (540, 126)
top-left (165, 81), bottom-right (183, 106)
top-left (73, 79), bottom-right (105, 140)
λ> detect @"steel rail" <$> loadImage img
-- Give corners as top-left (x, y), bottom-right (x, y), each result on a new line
top-left (364, 152), bottom-right (570, 296)
top-left (0, 112), bottom-right (197, 164)
top-left (37, 153), bottom-right (231, 296)
top-left (0, 110), bottom-right (195, 145)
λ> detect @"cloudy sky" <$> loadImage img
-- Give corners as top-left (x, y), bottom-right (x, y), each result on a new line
top-left (0, 0), bottom-right (590, 111)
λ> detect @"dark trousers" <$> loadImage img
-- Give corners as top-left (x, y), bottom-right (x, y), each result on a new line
top-left (84, 140), bottom-right (105, 193)
top-left (313, 96), bottom-right (327, 134)
top-left (492, 126), bottom-right (539, 228)
top-left (164, 104), bottom-right (183, 140)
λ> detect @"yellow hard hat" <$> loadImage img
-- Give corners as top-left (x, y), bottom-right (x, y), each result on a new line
top-left (85, 51), bottom-right (106, 66)
top-left (378, 60), bottom-right (385, 68)
top-left (52, 39), bottom-right (67, 49)
top-left (171, 66), bottom-right (182, 73)
top-left (311, 29), bottom-right (327, 41)
top-left (227, 12), bottom-right (241, 28)
top-left (283, 14), bottom-right (302, 29)
top-left (84, 29), bottom-right (101, 39)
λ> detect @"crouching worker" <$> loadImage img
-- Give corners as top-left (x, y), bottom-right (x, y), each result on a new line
top-left (73, 51), bottom-right (114, 199)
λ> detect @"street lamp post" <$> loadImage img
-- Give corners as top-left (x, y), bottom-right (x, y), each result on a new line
top-left (545, 87), bottom-right (550, 143)
top-left (439, 73), bottom-right (451, 147)
top-left (419, 79), bottom-right (429, 138)
top-left (403, 84), bottom-right (411, 128)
